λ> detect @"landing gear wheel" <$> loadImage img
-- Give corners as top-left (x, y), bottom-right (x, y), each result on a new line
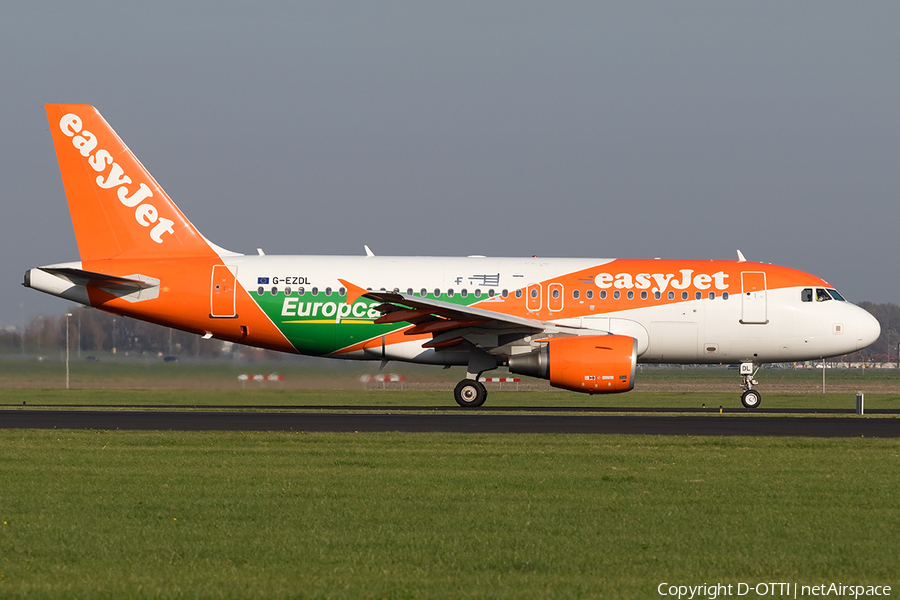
top-left (454, 380), bottom-right (487, 408)
top-left (741, 389), bottom-right (761, 409)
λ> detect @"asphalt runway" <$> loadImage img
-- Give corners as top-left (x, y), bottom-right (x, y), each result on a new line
top-left (1, 409), bottom-right (898, 437)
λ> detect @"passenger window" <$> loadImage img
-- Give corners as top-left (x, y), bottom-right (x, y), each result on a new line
top-left (461, 289), bottom-right (468, 298)
top-left (271, 287), bottom-right (278, 296)
top-left (586, 290), bottom-right (593, 299)
top-left (681, 291), bottom-right (688, 300)
top-left (816, 288), bottom-right (832, 302)
top-left (695, 291), bottom-right (702, 300)
top-left (654, 291), bottom-right (661, 300)
top-left (434, 288), bottom-right (440, 297)
top-left (573, 290), bottom-right (580, 299)
top-left (668, 291), bottom-right (675, 300)
top-left (801, 288), bottom-right (813, 302)
top-left (551, 289), bottom-right (559, 299)
top-left (530, 288), bottom-right (538, 299)
top-left (257, 287), bottom-right (264, 296)
top-left (723, 292), bottom-right (729, 300)
top-left (599, 290), bottom-right (606, 299)
top-left (339, 287), bottom-right (346, 297)
top-left (627, 291), bottom-right (634, 300)
top-left (284, 287), bottom-right (292, 296)
top-left (448, 289), bottom-right (455, 298)
top-left (407, 288), bottom-right (413, 296)
top-left (325, 287), bottom-right (332, 296)
top-left (298, 287), bottom-right (305, 296)
top-left (708, 291), bottom-right (715, 300)
top-left (515, 290), bottom-right (522, 298)
top-left (613, 291), bottom-right (620, 299)
top-left (311, 287), bottom-right (318, 296)
top-left (641, 291), bottom-right (647, 300)
top-left (420, 288), bottom-right (427, 297)
top-left (474, 289), bottom-right (482, 298)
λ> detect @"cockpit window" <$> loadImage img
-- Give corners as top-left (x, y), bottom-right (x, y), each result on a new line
top-left (801, 288), bottom-right (813, 303)
top-left (827, 289), bottom-right (846, 301)
top-left (816, 288), bottom-right (832, 302)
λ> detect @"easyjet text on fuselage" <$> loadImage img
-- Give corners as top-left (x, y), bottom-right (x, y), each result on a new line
top-left (595, 269), bottom-right (729, 293)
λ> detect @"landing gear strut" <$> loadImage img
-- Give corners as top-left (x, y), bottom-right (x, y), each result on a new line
top-left (739, 362), bottom-right (761, 409)
top-left (454, 379), bottom-right (487, 408)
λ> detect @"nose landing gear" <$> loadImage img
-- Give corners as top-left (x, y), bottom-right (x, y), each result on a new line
top-left (739, 362), bottom-right (761, 408)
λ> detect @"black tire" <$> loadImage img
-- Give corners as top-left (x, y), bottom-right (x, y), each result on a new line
top-left (454, 379), bottom-right (487, 408)
top-left (741, 389), bottom-right (761, 409)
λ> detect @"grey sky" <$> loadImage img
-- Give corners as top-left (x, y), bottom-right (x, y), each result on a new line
top-left (2, 2), bottom-right (898, 328)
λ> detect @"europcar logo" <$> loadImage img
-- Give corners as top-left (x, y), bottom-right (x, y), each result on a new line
top-left (59, 113), bottom-right (175, 244)
top-left (281, 298), bottom-right (381, 324)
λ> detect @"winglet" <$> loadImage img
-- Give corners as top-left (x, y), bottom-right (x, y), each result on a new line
top-left (736, 249), bottom-right (747, 262)
top-left (339, 279), bottom-right (369, 304)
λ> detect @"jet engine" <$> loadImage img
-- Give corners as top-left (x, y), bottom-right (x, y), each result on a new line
top-left (508, 334), bottom-right (637, 393)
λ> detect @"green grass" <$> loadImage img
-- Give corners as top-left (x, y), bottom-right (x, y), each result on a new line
top-left (0, 431), bottom-right (897, 598)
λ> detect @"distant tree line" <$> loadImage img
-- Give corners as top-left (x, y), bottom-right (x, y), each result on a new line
top-left (2, 302), bottom-right (899, 365)
top-left (855, 302), bottom-right (900, 365)
top-left (1, 306), bottom-right (226, 358)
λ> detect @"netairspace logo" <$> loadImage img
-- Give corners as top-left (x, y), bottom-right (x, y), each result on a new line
top-left (657, 582), bottom-right (892, 599)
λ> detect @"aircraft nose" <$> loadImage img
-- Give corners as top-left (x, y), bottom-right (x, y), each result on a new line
top-left (854, 307), bottom-right (881, 351)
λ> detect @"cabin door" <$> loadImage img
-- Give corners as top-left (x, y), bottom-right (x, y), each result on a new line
top-left (210, 265), bottom-right (238, 318)
top-left (740, 271), bottom-right (767, 324)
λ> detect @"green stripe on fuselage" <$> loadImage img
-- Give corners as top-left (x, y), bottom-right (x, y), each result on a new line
top-left (253, 289), bottom-right (479, 355)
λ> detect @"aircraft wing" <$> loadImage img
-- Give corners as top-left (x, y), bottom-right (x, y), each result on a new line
top-left (338, 278), bottom-right (589, 351)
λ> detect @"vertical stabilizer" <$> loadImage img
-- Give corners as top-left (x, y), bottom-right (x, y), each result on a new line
top-left (45, 104), bottom-right (219, 260)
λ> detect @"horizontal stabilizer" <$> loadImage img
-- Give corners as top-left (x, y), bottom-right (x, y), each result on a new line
top-left (38, 267), bottom-right (155, 290)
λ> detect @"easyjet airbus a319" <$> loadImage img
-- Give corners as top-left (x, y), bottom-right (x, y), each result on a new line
top-left (26, 105), bottom-right (881, 407)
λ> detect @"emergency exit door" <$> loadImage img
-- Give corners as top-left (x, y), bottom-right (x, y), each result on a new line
top-left (210, 265), bottom-right (238, 318)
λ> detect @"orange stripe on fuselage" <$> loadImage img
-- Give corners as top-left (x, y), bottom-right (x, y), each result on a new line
top-left (470, 259), bottom-right (828, 321)
top-left (82, 257), bottom-right (297, 353)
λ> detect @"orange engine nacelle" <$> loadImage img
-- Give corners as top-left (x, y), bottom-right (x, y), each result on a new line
top-left (508, 334), bottom-right (637, 394)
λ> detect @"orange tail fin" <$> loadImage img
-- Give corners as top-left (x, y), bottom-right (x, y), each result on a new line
top-left (45, 104), bottom-right (220, 261)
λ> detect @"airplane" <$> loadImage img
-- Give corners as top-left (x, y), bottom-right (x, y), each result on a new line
top-left (25, 104), bottom-right (881, 408)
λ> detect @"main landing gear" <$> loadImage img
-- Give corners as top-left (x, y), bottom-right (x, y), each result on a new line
top-left (454, 349), bottom-right (495, 408)
top-left (454, 379), bottom-right (487, 408)
top-left (740, 362), bottom-right (761, 409)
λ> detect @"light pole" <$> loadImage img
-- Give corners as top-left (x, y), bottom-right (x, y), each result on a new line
top-left (65, 313), bottom-right (72, 389)
top-left (19, 303), bottom-right (24, 355)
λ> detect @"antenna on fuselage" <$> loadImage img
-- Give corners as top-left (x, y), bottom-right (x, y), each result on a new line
top-left (736, 249), bottom-right (747, 262)
top-left (364, 245), bottom-right (375, 257)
